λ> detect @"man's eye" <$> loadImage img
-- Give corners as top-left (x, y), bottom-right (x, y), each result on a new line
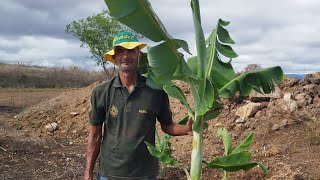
top-left (116, 49), bottom-right (124, 53)
top-left (128, 49), bottom-right (136, 53)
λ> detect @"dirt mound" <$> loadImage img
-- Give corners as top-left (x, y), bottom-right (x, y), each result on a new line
top-left (10, 82), bottom-right (99, 143)
top-left (10, 72), bottom-right (320, 179)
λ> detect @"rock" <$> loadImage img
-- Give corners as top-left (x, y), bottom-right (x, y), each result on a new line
top-left (282, 94), bottom-right (299, 111)
top-left (283, 93), bottom-right (293, 102)
top-left (249, 87), bottom-right (281, 102)
top-left (214, 122), bottom-right (223, 127)
top-left (287, 100), bottom-right (298, 111)
top-left (303, 72), bottom-right (320, 85)
top-left (255, 111), bottom-right (262, 117)
top-left (295, 93), bottom-right (312, 107)
top-left (70, 112), bottom-right (80, 116)
top-left (285, 78), bottom-right (300, 87)
top-left (44, 123), bottom-right (58, 132)
top-left (303, 84), bottom-right (320, 98)
top-left (267, 101), bottom-right (275, 108)
top-left (235, 102), bottom-right (261, 118)
top-left (271, 124), bottom-right (280, 131)
top-left (261, 102), bottom-right (269, 108)
top-left (249, 96), bottom-right (270, 102)
top-left (314, 96), bottom-right (320, 105)
top-left (235, 117), bottom-right (246, 124)
top-left (267, 145), bottom-right (280, 156)
top-left (281, 119), bottom-right (288, 127)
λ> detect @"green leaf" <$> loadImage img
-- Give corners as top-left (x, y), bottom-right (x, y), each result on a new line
top-left (205, 152), bottom-right (268, 175)
top-left (232, 132), bottom-right (255, 154)
top-left (145, 141), bottom-right (180, 167)
top-left (204, 80), bottom-right (214, 108)
top-left (187, 56), bottom-right (198, 77)
top-left (155, 129), bottom-right (161, 149)
top-left (217, 127), bottom-right (232, 156)
top-left (138, 52), bottom-right (149, 74)
top-left (145, 72), bottom-right (163, 90)
top-left (193, 19), bottom-right (237, 89)
top-left (193, 117), bottom-right (208, 133)
top-left (219, 66), bottom-right (284, 97)
top-left (105, 0), bottom-right (167, 42)
top-left (148, 42), bottom-right (179, 80)
top-left (217, 23), bottom-right (235, 44)
top-left (160, 134), bottom-right (172, 156)
top-left (178, 115), bottom-right (189, 125)
top-left (218, 19), bottom-right (230, 26)
top-left (203, 109), bottom-right (220, 121)
top-left (163, 85), bottom-right (191, 111)
top-left (174, 57), bottom-right (199, 81)
top-left (216, 42), bottom-right (238, 58)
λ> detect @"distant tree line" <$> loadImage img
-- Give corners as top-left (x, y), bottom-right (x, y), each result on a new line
top-left (0, 64), bottom-right (108, 88)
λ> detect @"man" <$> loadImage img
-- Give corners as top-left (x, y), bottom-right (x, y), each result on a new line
top-left (84, 32), bottom-right (192, 180)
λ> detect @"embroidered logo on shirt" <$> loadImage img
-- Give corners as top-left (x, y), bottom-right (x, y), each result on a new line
top-left (139, 109), bottom-right (148, 114)
top-left (110, 105), bottom-right (118, 118)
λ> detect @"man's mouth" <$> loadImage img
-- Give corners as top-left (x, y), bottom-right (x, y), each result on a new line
top-left (121, 61), bottom-right (132, 64)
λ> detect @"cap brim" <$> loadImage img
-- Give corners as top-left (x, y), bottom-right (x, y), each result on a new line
top-left (104, 42), bottom-right (147, 63)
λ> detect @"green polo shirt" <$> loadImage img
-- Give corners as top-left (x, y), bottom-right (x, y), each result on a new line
top-left (89, 73), bottom-right (173, 180)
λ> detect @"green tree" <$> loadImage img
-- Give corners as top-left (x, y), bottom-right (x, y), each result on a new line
top-left (65, 11), bottom-right (138, 79)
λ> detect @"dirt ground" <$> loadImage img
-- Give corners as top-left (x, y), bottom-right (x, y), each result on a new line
top-left (0, 90), bottom-right (88, 180)
top-left (1, 74), bottom-right (320, 180)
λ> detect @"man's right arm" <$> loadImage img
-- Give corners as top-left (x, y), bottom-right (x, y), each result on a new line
top-left (84, 125), bottom-right (103, 180)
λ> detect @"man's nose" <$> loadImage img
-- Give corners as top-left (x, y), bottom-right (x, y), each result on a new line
top-left (122, 50), bottom-right (130, 58)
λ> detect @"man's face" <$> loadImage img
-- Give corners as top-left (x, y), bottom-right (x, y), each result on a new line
top-left (113, 46), bottom-right (140, 72)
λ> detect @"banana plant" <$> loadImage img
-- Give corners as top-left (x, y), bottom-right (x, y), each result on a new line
top-left (204, 127), bottom-right (268, 180)
top-left (104, 0), bottom-right (283, 179)
top-left (155, 130), bottom-right (173, 179)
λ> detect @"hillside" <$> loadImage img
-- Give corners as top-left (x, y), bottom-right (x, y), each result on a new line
top-left (3, 72), bottom-right (320, 179)
top-left (0, 63), bottom-right (104, 88)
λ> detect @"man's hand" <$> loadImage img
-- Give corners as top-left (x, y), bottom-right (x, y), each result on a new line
top-left (161, 116), bottom-right (193, 136)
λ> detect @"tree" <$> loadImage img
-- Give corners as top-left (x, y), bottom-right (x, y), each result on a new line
top-left (236, 64), bottom-right (263, 76)
top-left (65, 11), bottom-right (138, 79)
top-left (242, 64), bottom-right (262, 73)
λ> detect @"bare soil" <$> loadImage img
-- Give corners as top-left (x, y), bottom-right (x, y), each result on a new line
top-left (1, 74), bottom-right (320, 180)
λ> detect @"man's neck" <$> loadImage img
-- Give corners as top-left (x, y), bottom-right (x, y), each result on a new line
top-left (119, 71), bottom-right (138, 93)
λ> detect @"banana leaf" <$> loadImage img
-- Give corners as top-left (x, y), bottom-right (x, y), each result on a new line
top-left (187, 19), bottom-right (237, 89)
top-left (219, 66), bottom-right (283, 97)
top-left (145, 141), bottom-right (180, 167)
top-left (204, 152), bottom-right (268, 175)
top-left (232, 132), bottom-right (254, 154)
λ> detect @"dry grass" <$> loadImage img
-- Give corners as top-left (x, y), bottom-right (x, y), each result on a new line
top-left (306, 116), bottom-right (320, 146)
top-left (0, 63), bottom-right (105, 88)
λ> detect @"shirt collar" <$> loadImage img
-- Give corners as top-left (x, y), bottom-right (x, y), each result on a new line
top-left (112, 72), bottom-right (145, 88)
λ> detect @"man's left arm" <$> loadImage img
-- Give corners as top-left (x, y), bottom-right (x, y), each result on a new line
top-left (161, 117), bottom-right (192, 136)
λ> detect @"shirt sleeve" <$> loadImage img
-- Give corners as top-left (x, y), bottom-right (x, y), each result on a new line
top-left (157, 91), bottom-right (173, 125)
top-left (89, 87), bottom-right (106, 126)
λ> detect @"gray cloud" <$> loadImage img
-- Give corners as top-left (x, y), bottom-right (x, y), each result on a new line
top-left (1, 0), bottom-right (105, 38)
top-left (0, 0), bottom-right (319, 73)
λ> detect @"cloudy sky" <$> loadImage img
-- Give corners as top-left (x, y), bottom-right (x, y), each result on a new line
top-left (1, 0), bottom-right (320, 73)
